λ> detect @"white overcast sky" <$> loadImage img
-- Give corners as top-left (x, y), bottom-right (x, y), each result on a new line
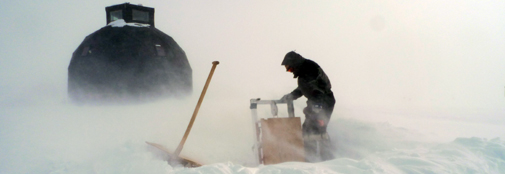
top-left (1, 0), bottom-right (504, 119)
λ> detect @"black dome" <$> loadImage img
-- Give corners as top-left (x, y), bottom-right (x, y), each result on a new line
top-left (68, 24), bottom-right (192, 102)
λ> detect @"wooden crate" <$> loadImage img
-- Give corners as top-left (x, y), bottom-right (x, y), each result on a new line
top-left (260, 117), bottom-right (305, 164)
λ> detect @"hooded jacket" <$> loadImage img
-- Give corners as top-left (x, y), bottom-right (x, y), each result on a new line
top-left (282, 51), bottom-right (333, 104)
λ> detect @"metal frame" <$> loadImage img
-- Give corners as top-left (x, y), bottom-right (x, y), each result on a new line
top-left (249, 98), bottom-right (294, 165)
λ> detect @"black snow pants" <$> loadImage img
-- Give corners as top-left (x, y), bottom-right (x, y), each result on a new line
top-left (302, 92), bottom-right (335, 162)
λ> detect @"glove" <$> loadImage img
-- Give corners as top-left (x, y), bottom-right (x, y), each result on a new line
top-left (280, 94), bottom-right (293, 102)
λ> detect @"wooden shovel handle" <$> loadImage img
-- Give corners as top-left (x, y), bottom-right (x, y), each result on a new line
top-left (173, 61), bottom-right (220, 157)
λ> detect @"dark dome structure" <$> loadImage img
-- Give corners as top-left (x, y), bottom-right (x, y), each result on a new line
top-left (68, 3), bottom-right (192, 102)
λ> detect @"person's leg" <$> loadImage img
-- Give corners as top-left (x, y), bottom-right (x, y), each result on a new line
top-left (318, 94), bottom-right (336, 161)
top-left (303, 139), bottom-right (320, 162)
top-left (302, 116), bottom-right (322, 162)
top-left (319, 134), bottom-right (334, 161)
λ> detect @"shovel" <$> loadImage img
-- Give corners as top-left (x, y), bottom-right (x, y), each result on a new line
top-left (146, 61), bottom-right (220, 167)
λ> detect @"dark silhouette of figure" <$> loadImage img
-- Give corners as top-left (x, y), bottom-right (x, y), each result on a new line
top-left (280, 51), bottom-right (335, 162)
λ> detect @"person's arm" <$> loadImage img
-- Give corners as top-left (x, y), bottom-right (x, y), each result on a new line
top-left (289, 87), bottom-right (303, 100)
top-left (281, 87), bottom-right (302, 101)
top-left (306, 68), bottom-right (328, 103)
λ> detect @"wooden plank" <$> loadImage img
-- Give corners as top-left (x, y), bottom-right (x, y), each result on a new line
top-left (260, 117), bottom-right (305, 164)
top-left (146, 141), bottom-right (202, 167)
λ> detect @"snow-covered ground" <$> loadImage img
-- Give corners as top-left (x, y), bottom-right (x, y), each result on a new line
top-left (1, 94), bottom-right (504, 174)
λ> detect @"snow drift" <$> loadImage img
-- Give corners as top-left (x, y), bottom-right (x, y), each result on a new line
top-left (1, 95), bottom-right (505, 174)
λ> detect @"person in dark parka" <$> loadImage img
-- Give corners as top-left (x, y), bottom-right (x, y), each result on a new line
top-left (280, 51), bottom-right (335, 162)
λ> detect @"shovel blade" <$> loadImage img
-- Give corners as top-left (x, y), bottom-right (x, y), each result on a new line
top-left (146, 141), bottom-right (202, 167)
